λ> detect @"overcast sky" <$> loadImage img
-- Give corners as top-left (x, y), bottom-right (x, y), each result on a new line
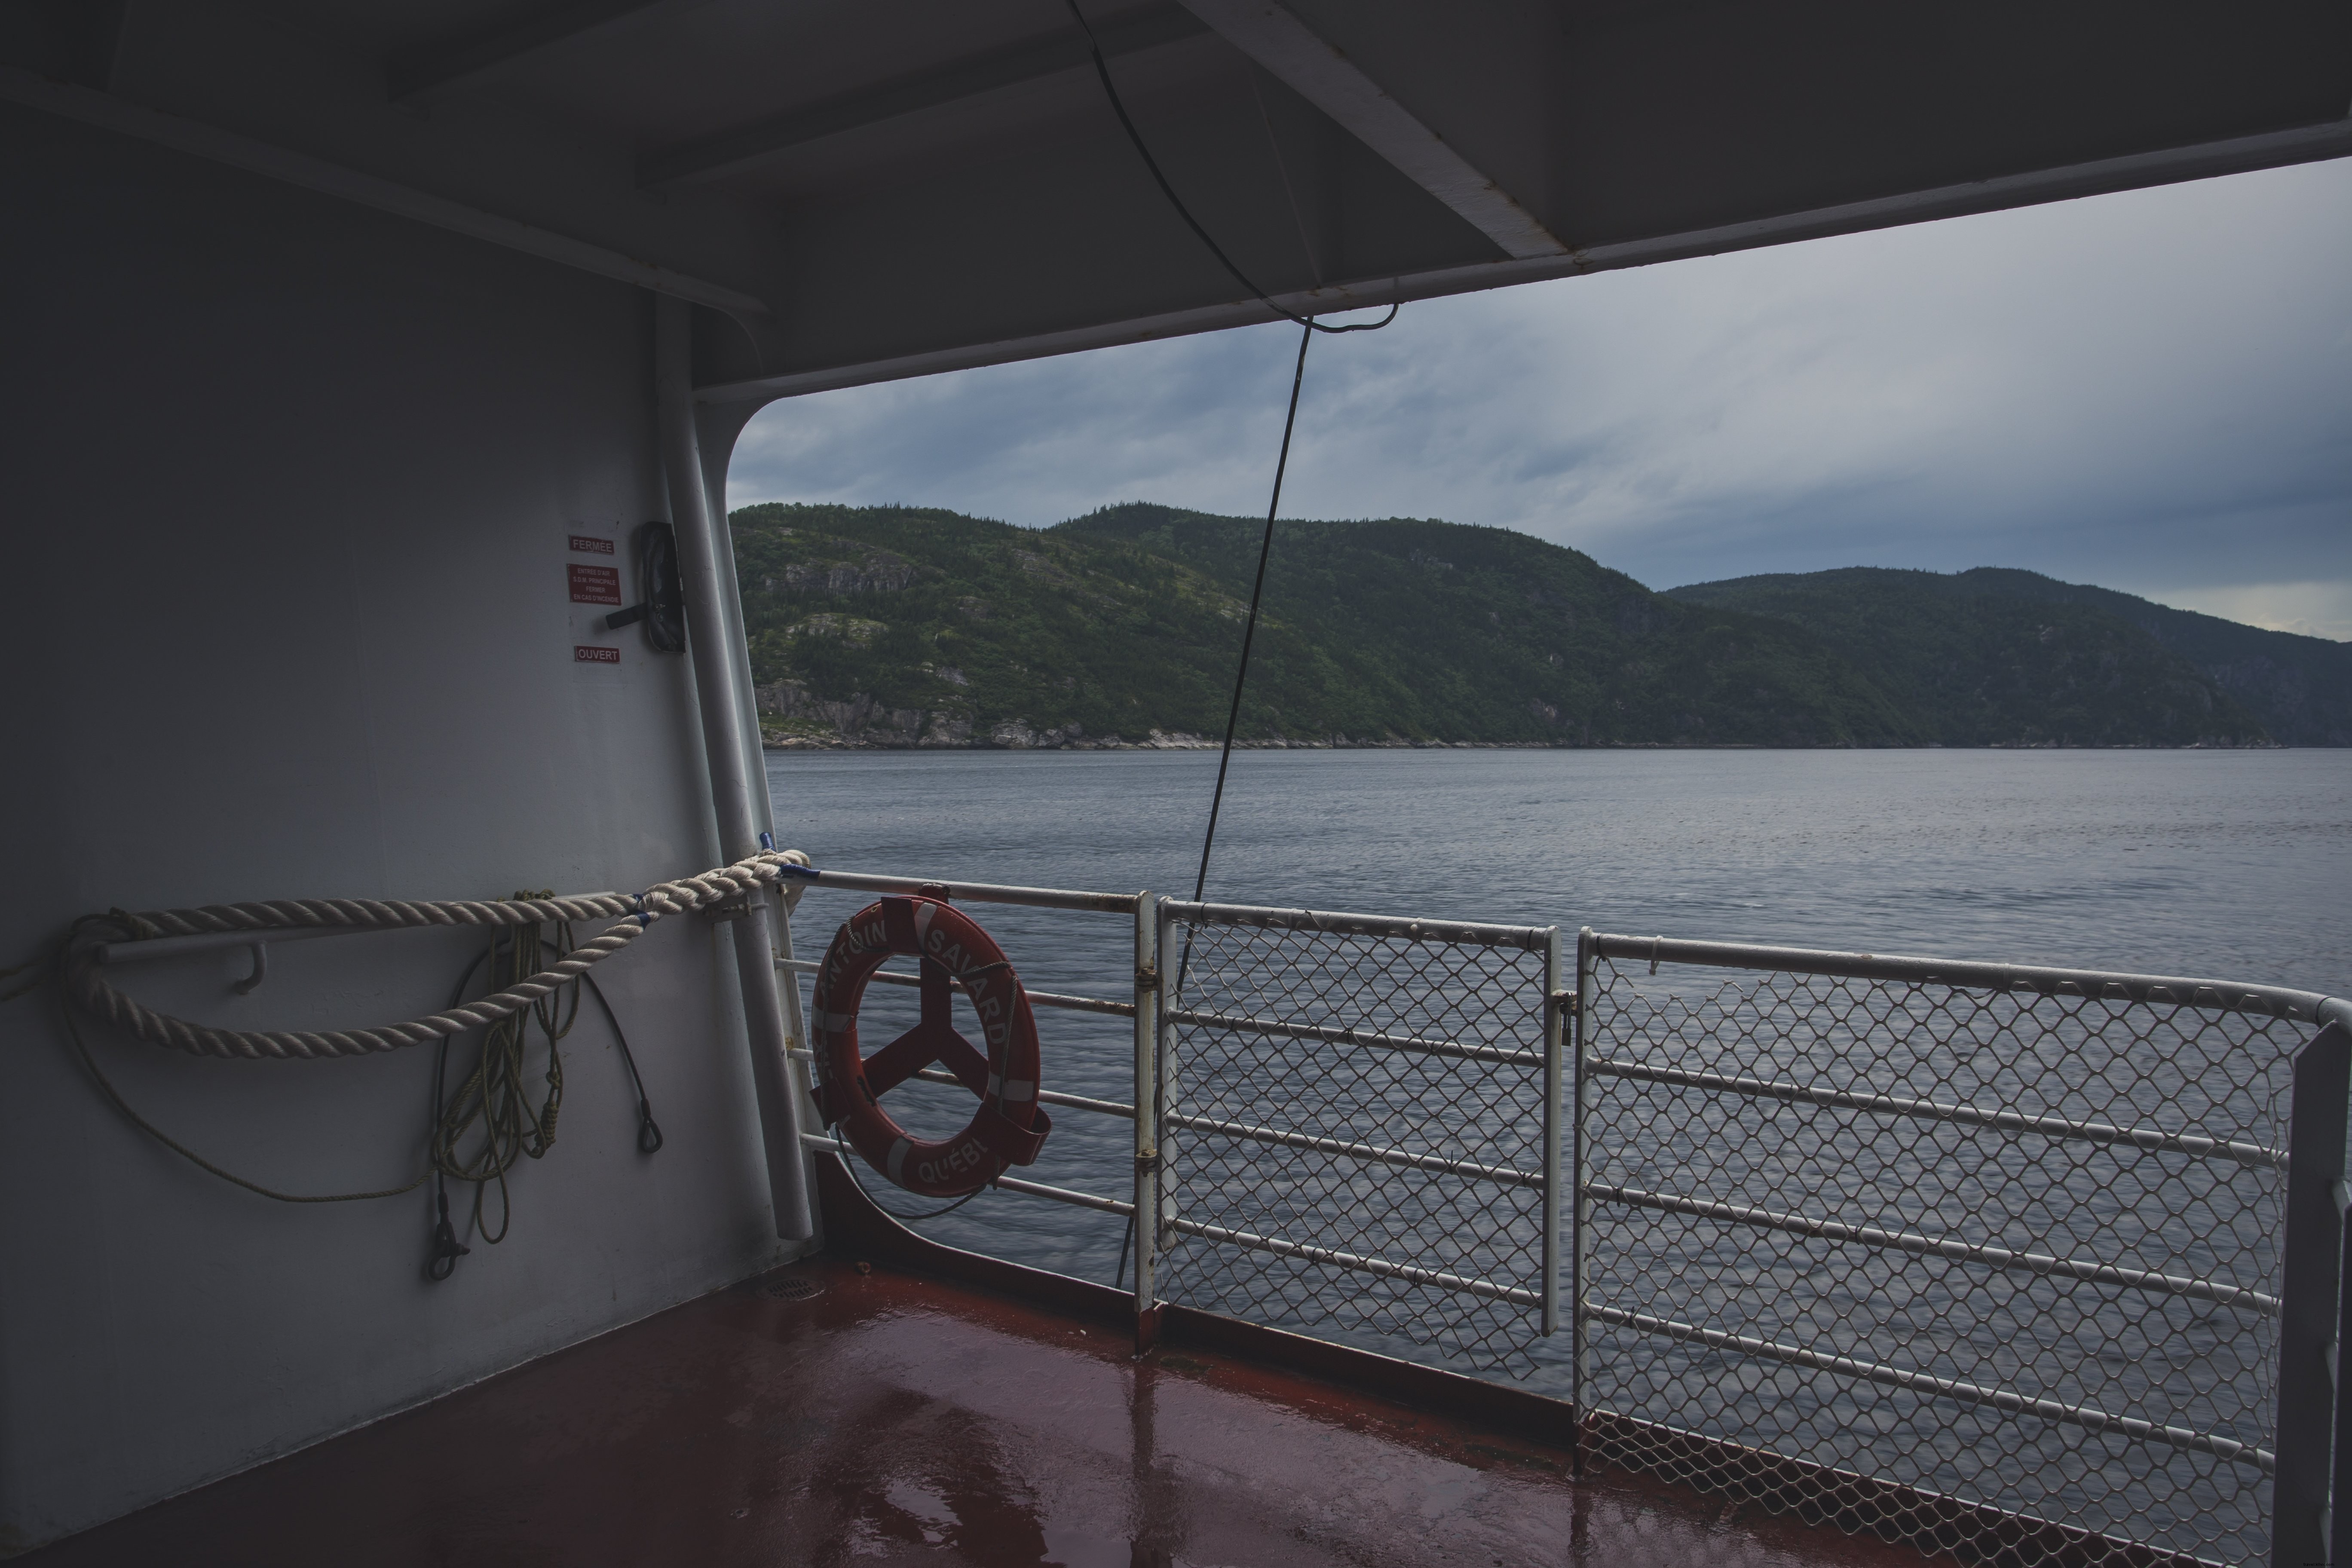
top-left (731, 158), bottom-right (2352, 640)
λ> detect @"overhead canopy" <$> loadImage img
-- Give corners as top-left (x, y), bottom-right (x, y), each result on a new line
top-left (7, 0), bottom-right (2347, 401)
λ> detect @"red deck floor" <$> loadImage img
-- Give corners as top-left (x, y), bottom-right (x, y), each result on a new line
top-left (24, 1243), bottom-right (1923, 1568)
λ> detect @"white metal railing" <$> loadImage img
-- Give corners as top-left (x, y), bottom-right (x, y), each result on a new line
top-left (776, 872), bottom-right (2352, 1568)
top-left (1577, 930), bottom-right (2352, 1568)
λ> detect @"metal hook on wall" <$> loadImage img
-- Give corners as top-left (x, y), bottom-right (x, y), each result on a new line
top-left (233, 942), bottom-right (268, 995)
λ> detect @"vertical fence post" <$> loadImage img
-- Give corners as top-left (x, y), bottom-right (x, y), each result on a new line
top-left (1572, 926), bottom-right (1595, 1476)
top-left (2274, 1019), bottom-right (2349, 1568)
top-left (1156, 901), bottom-right (1179, 1268)
top-left (2337, 1191), bottom-right (2352, 1568)
top-left (1133, 893), bottom-right (1161, 1341)
top-left (1542, 927), bottom-right (1564, 1338)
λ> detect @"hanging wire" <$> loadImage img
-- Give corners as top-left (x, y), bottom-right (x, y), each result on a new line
top-left (1191, 318), bottom-right (1314, 913)
top-left (429, 906), bottom-right (573, 1260)
top-left (832, 1122), bottom-right (993, 1223)
top-left (38, 915), bottom-right (429, 1205)
top-left (427, 906), bottom-right (666, 1280)
top-left (1113, 315), bottom-right (1318, 1290)
top-left (1064, 0), bottom-right (1396, 335)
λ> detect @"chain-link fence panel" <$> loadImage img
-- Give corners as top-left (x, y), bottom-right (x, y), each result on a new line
top-left (1578, 935), bottom-right (2313, 1568)
top-left (1155, 903), bottom-right (1561, 1377)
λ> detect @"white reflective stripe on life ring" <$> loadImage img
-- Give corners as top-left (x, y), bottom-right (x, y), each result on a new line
top-left (887, 1137), bottom-right (912, 1184)
top-left (986, 1073), bottom-right (1037, 1102)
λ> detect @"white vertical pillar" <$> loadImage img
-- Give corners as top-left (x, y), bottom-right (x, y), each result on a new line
top-left (1541, 926), bottom-right (1563, 1337)
top-left (655, 293), bottom-right (812, 1242)
top-left (1133, 892), bottom-right (1161, 1314)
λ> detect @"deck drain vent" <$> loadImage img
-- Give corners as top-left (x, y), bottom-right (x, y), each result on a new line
top-left (760, 1277), bottom-right (824, 1302)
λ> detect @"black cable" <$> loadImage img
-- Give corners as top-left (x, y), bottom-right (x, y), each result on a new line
top-left (1111, 318), bottom-right (1319, 1294)
top-left (560, 947), bottom-right (664, 1155)
top-left (1064, 0), bottom-right (1396, 337)
top-left (1070, 0), bottom-right (1360, 1284)
top-left (830, 1125), bottom-right (991, 1222)
top-left (1194, 317), bottom-right (1313, 911)
top-left (427, 947), bottom-right (487, 1281)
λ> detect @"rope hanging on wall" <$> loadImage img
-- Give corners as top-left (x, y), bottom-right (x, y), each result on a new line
top-left (8, 851), bottom-right (812, 1269)
top-left (58, 850), bottom-right (815, 1060)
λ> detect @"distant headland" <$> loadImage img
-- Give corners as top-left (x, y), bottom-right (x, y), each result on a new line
top-left (732, 502), bottom-right (2351, 751)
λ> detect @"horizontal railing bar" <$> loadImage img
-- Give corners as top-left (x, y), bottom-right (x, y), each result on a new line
top-left (1169, 1007), bottom-right (1542, 1067)
top-left (796, 1133), bottom-right (1133, 1214)
top-left (990, 1175), bottom-right (1134, 1216)
top-left (1587, 1057), bottom-right (2285, 1170)
top-left (1588, 1182), bottom-right (2282, 1315)
top-left (1166, 899), bottom-right (1550, 951)
top-left (1169, 1112), bottom-right (1543, 1188)
top-left (782, 1050), bottom-right (1136, 1119)
top-left (1023, 989), bottom-right (1133, 1017)
top-left (1583, 1303), bottom-right (2273, 1473)
top-left (792, 869), bottom-right (1136, 914)
top-left (910, 1068), bottom-right (1135, 1119)
top-left (1168, 1217), bottom-right (1541, 1306)
top-left (1590, 931), bottom-right (2339, 1026)
top-left (775, 958), bottom-right (1133, 1017)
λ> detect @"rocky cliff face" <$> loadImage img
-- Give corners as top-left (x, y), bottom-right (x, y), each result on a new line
top-left (753, 679), bottom-right (970, 748)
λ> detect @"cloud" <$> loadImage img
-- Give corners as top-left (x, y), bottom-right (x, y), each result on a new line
top-left (728, 157), bottom-right (2352, 635)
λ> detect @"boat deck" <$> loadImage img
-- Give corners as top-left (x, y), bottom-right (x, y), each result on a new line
top-left (24, 1245), bottom-right (1915, 1567)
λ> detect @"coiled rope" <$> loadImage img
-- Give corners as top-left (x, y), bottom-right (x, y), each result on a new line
top-left (61, 850), bottom-right (814, 1061)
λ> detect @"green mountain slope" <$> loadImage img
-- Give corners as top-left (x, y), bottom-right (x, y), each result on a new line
top-left (731, 502), bottom-right (1919, 748)
top-left (1665, 568), bottom-right (2275, 747)
top-left (1932, 569), bottom-right (2352, 746)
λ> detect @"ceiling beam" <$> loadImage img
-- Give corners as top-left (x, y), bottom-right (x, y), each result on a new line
top-left (389, 0), bottom-right (713, 102)
top-left (637, 3), bottom-right (1209, 190)
top-left (694, 112), bottom-right (2352, 406)
top-left (0, 67), bottom-right (771, 318)
top-left (1176, 0), bottom-right (1567, 260)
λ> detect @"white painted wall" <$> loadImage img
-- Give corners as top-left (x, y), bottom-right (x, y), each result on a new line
top-left (0, 106), bottom-right (800, 1554)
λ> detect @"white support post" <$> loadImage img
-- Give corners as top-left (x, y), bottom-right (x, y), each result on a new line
top-left (1571, 926), bottom-right (1595, 1473)
top-left (656, 293), bottom-right (812, 1243)
top-left (2272, 1020), bottom-right (2350, 1568)
top-left (1156, 900), bottom-right (1180, 1268)
top-left (1541, 927), bottom-right (1564, 1338)
top-left (1133, 893), bottom-right (1161, 1320)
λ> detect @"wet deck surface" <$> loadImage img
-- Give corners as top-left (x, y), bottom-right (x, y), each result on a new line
top-left (26, 1255), bottom-right (1919, 1567)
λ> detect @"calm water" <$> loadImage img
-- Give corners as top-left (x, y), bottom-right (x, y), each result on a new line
top-left (769, 746), bottom-right (2350, 1281)
top-left (772, 747), bottom-right (2349, 1556)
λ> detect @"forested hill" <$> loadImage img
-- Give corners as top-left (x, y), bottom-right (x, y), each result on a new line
top-left (733, 502), bottom-right (1914, 748)
top-left (729, 502), bottom-right (2286, 750)
top-left (1667, 568), bottom-right (2332, 746)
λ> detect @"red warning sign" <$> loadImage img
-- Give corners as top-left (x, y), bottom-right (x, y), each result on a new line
top-left (569, 534), bottom-right (615, 555)
top-left (569, 563), bottom-right (622, 605)
top-left (575, 645), bottom-right (620, 664)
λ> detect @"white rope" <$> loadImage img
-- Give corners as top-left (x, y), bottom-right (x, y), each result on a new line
top-left (66, 851), bottom-right (813, 1061)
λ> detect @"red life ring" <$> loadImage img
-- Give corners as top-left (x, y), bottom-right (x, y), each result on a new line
top-left (808, 895), bottom-right (1050, 1197)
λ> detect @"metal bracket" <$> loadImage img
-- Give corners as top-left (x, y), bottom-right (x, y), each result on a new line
top-left (1135, 962), bottom-right (1160, 991)
top-left (232, 942), bottom-right (268, 995)
top-left (699, 896), bottom-right (754, 925)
